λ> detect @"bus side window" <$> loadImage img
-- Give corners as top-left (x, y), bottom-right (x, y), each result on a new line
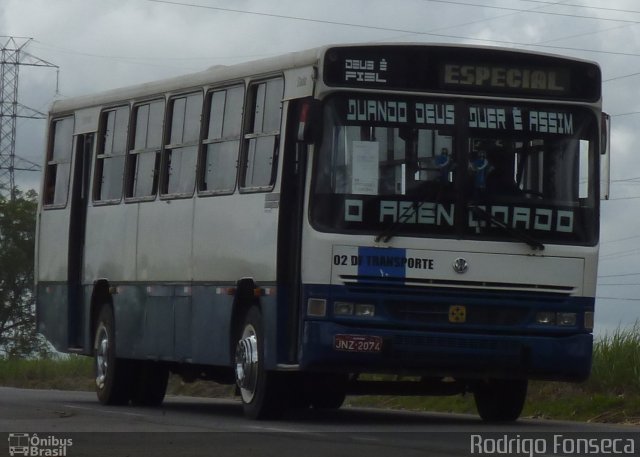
top-left (126, 99), bottom-right (165, 199)
top-left (200, 85), bottom-right (244, 194)
top-left (94, 106), bottom-right (129, 202)
top-left (240, 77), bottom-right (283, 191)
top-left (162, 92), bottom-right (202, 196)
top-left (43, 116), bottom-right (74, 207)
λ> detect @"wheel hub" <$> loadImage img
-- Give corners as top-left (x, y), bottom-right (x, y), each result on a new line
top-left (95, 326), bottom-right (109, 389)
top-left (235, 331), bottom-right (258, 403)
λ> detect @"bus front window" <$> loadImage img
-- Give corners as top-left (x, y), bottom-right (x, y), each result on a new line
top-left (310, 94), bottom-right (598, 246)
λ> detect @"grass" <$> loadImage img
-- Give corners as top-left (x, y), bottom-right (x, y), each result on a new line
top-left (588, 323), bottom-right (640, 395)
top-left (0, 356), bottom-right (94, 391)
top-left (1, 325), bottom-right (640, 424)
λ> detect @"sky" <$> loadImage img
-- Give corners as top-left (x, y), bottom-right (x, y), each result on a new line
top-left (2, 0), bottom-right (640, 337)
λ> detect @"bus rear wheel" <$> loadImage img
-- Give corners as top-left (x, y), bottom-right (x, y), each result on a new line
top-left (473, 379), bottom-right (528, 422)
top-left (235, 306), bottom-right (285, 419)
top-left (94, 305), bottom-right (132, 405)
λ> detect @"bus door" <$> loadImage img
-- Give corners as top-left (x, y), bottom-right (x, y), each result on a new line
top-left (67, 133), bottom-right (94, 349)
top-left (276, 100), bottom-right (310, 363)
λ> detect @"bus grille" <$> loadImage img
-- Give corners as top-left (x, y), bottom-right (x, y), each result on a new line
top-left (339, 275), bottom-right (574, 296)
top-left (393, 334), bottom-right (519, 353)
top-left (388, 302), bottom-right (530, 326)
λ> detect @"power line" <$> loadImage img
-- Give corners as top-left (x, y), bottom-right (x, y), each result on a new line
top-left (611, 176), bottom-right (640, 183)
top-left (604, 70), bottom-right (640, 83)
top-left (609, 111), bottom-right (640, 118)
top-left (598, 272), bottom-right (640, 279)
top-left (601, 234), bottom-right (640, 244)
top-left (520, 0), bottom-right (640, 16)
top-left (382, 0), bottom-right (572, 42)
top-left (423, 0), bottom-right (640, 23)
top-left (139, 0), bottom-right (640, 59)
top-left (535, 22), bottom-right (632, 46)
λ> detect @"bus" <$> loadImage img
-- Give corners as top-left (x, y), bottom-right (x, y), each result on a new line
top-left (35, 43), bottom-right (609, 421)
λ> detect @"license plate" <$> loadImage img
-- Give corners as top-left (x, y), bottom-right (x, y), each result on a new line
top-left (334, 334), bottom-right (382, 353)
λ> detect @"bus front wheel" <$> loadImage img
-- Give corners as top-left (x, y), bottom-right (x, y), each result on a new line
top-left (473, 379), bottom-right (528, 422)
top-left (235, 306), bottom-right (285, 419)
top-left (94, 305), bottom-right (132, 405)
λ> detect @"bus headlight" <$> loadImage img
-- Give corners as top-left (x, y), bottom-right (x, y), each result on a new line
top-left (536, 311), bottom-right (556, 325)
top-left (355, 304), bottom-right (375, 317)
top-left (557, 312), bottom-right (577, 326)
top-left (334, 302), bottom-right (354, 316)
top-left (535, 311), bottom-right (577, 326)
top-left (333, 302), bottom-right (376, 317)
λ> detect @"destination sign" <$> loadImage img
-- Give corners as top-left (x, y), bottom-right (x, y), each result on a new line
top-left (342, 97), bottom-right (578, 136)
top-left (323, 45), bottom-right (601, 101)
top-left (343, 197), bottom-right (576, 235)
top-left (442, 64), bottom-right (568, 93)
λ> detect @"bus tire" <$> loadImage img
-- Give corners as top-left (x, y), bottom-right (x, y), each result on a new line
top-left (234, 306), bottom-right (285, 420)
top-left (307, 374), bottom-right (347, 409)
top-left (130, 361), bottom-right (169, 407)
top-left (94, 305), bottom-right (132, 405)
top-left (473, 379), bottom-right (528, 422)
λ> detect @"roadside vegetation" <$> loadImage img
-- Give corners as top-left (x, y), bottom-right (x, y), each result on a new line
top-left (1, 324), bottom-right (639, 424)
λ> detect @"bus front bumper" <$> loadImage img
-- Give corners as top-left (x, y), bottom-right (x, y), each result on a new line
top-left (299, 321), bottom-right (592, 382)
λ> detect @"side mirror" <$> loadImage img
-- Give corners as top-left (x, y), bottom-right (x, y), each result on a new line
top-left (296, 98), bottom-right (322, 144)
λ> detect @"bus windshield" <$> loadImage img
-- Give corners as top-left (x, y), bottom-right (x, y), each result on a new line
top-left (311, 94), bottom-right (599, 246)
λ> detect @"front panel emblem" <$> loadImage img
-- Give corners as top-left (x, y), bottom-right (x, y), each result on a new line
top-left (453, 257), bottom-right (469, 274)
top-left (449, 305), bottom-right (467, 323)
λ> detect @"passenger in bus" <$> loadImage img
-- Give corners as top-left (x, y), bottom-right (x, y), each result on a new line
top-left (469, 150), bottom-right (490, 191)
top-left (435, 147), bottom-right (453, 183)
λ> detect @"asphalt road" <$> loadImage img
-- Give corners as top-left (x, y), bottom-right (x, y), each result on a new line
top-left (1, 387), bottom-right (637, 457)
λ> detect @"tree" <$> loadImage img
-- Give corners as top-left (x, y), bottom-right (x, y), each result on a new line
top-left (0, 188), bottom-right (50, 358)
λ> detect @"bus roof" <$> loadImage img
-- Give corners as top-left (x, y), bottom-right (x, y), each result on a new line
top-left (50, 46), bottom-right (324, 115)
top-left (49, 42), bottom-right (599, 115)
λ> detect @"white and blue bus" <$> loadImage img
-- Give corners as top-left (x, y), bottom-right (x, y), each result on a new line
top-left (35, 43), bottom-right (609, 421)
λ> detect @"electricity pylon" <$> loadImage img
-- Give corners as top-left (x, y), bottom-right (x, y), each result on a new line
top-left (0, 36), bottom-right (58, 200)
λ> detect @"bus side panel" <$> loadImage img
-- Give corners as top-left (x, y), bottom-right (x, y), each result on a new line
top-left (137, 199), bottom-right (194, 282)
top-left (109, 284), bottom-right (234, 365)
top-left (193, 193), bottom-right (279, 367)
top-left (192, 195), bottom-right (278, 282)
top-left (83, 203), bottom-right (138, 282)
top-left (106, 283), bottom-right (274, 367)
top-left (191, 286), bottom-right (234, 365)
top-left (36, 283), bottom-right (68, 352)
top-left (37, 209), bottom-right (70, 282)
top-left (111, 285), bottom-right (147, 359)
top-left (36, 208), bottom-right (71, 351)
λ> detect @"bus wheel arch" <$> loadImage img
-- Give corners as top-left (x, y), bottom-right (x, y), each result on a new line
top-left (229, 278), bottom-right (260, 361)
top-left (90, 279), bottom-right (112, 340)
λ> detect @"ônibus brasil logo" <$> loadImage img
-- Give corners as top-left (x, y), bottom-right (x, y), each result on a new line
top-left (8, 433), bottom-right (73, 456)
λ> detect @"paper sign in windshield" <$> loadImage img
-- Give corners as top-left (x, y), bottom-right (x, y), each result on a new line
top-left (351, 141), bottom-right (379, 195)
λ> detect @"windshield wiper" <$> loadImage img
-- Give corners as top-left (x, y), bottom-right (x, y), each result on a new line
top-left (375, 180), bottom-right (443, 243)
top-left (469, 205), bottom-right (545, 251)
top-left (375, 200), bottom-right (422, 243)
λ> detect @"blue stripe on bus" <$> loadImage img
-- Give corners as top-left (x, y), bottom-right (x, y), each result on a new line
top-left (357, 246), bottom-right (407, 280)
